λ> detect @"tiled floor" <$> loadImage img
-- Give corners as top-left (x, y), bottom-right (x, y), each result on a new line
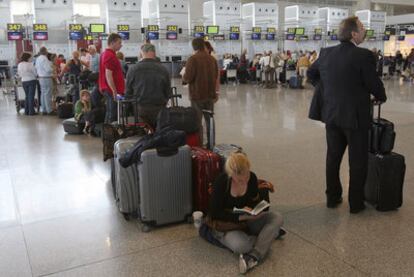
top-left (0, 78), bottom-right (413, 276)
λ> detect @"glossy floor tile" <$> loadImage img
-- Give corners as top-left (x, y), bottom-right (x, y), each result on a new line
top-left (0, 78), bottom-right (413, 276)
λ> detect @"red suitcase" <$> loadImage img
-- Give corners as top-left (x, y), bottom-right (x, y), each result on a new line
top-left (191, 147), bottom-right (222, 213)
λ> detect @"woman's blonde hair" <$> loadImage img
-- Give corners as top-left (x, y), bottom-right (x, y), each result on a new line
top-left (80, 90), bottom-right (90, 98)
top-left (225, 152), bottom-right (250, 176)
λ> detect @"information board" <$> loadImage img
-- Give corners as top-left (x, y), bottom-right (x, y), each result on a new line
top-left (7, 23), bottom-right (23, 31)
top-left (69, 24), bottom-right (83, 31)
top-left (33, 24), bottom-right (48, 31)
top-left (117, 25), bottom-right (130, 32)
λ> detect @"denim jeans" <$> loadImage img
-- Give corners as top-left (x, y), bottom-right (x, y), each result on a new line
top-left (104, 91), bottom-right (117, 123)
top-left (39, 78), bottom-right (53, 113)
top-left (22, 80), bottom-right (37, 115)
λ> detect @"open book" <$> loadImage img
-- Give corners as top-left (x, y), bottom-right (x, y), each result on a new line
top-left (233, 200), bottom-right (270, 216)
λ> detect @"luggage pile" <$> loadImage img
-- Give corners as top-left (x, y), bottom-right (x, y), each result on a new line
top-left (109, 87), bottom-right (245, 232)
top-left (365, 103), bottom-right (406, 211)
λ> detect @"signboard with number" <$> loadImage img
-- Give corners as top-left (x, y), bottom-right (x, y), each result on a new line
top-left (7, 23), bottom-right (23, 31)
top-left (117, 25), bottom-right (129, 32)
top-left (147, 25), bottom-right (159, 32)
top-left (314, 28), bottom-right (322, 35)
top-left (287, 27), bottom-right (295, 34)
top-left (167, 25), bottom-right (178, 32)
top-left (194, 26), bottom-right (204, 32)
top-left (252, 27), bottom-right (261, 33)
top-left (84, 35), bottom-right (94, 41)
top-left (267, 27), bottom-right (276, 33)
top-left (33, 24), bottom-right (48, 31)
top-left (230, 26), bottom-right (240, 33)
top-left (69, 24), bottom-right (83, 31)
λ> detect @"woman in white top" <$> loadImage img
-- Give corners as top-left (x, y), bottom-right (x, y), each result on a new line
top-left (17, 52), bottom-right (38, 115)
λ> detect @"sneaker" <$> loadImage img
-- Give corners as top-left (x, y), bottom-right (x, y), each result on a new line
top-left (239, 254), bottom-right (258, 274)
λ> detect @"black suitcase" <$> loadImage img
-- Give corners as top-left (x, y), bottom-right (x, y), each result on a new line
top-left (63, 118), bottom-right (85, 135)
top-left (365, 152), bottom-right (405, 211)
top-left (57, 103), bottom-right (74, 119)
top-left (369, 104), bottom-right (395, 154)
top-left (279, 71), bottom-right (286, 83)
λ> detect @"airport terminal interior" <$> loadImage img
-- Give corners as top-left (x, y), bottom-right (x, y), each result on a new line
top-left (1, 0), bottom-right (414, 276)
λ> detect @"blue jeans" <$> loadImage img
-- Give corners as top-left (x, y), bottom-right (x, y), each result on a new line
top-left (39, 78), bottom-right (53, 113)
top-left (104, 91), bottom-right (117, 123)
top-left (22, 80), bottom-right (37, 115)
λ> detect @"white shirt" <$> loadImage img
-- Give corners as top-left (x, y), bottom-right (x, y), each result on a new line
top-left (35, 55), bottom-right (53, 77)
top-left (81, 54), bottom-right (90, 70)
top-left (17, 61), bottom-right (37, 82)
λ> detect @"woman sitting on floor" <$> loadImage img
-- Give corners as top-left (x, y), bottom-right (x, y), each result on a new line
top-left (74, 90), bottom-right (104, 135)
top-left (208, 152), bottom-right (285, 274)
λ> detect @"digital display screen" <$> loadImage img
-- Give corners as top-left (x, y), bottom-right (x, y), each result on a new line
top-left (230, 26), bottom-right (240, 33)
top-left (330, 29), bottom-right (337, 35)
top-left (166, 32), bottom-right (177, 40)
top-left (84, 35), bottom-right (94, 41)
top-left (267, 27), bottom-right (276, 33)
top-left (7, 32), bottom-right (23, 40)
top-left (33, 32), bottom-right (48, 40)
top-left (147, 25), bottom-right (159, 32)
top-left (90, 24), bottom-right (105, 33)
top-left (384, 30), bottom-right (391, 35)
top-left (194, 32), bottom-right (204, 38)
top-left (207, 26), bottom-right (219, 34)
top-left (194, 26), bottom-right (204, 32)
top-left (117, 25), bottom-right (129, 32)
top-left (383, 35), bottom-right (390, 41)
top-left (366, 29), bottom-right (374, 37)
top-left (229, 33), bottom-right (239, 40)
top-left (118, 31), bottom-right (130, 40)
top-left (314, 28), bottom-right (322, 35)
top-left (266, 34), bottom-right (275, 40)
top-left (398, 36), bottom-right (405, 41)
top-left (330, 34), bottom-right (338, 40)
top-left (33, 24), bottom-right (48, 31)
top-left (287, 28), bottom-right (296, 34)
top-left (69, 24), bottom-right (83, 31)
top-left (251, 33), bottom-right (261, 40)
top-left (7, 23), bottom-right (23, 31)
top-left (286, 34), bottom-right (295, 40)
top-left (295, 28), bottom-right (305, 35)
top-left (167, 25), bottom-right (178, 32)
top-left (147, 32), bottom-right (159, 40)
top-left (313, 34), bottom-right (322, 40)
top-left (252, 27), bottom-right (262, 33)
top-left (69, 31), bottom-right (83, 40)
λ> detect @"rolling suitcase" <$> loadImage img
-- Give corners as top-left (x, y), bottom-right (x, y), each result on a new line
top-left (191, 147), bottom-right (222, 213)
top-left (213, 144), bottom-right (243, 169)
top-left (113, 136), bottom-right (143, 219)
top-left (138, 145), bottom-right (192, 231)
top-left (63, 118), bottom-right (85, 134)
top-left (369, 104), bottom-right (395, 154)
top-left (57, 102), bottom-right (74, 119)
top-left (365, 152), bottom-right (405, 211)
top-left (289, 75), bottom-right (303, 89)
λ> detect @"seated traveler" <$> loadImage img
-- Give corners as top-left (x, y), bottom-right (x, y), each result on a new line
top-left (208, 153), bottom-right (285, 274)
top-left (74, 90), bottom-right (104, 135)
top-left (125, 43), bottom-right (171, 128)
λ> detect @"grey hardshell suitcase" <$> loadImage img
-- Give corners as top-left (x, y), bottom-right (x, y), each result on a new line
top-left (113, 136), bottom-right (142, 219)
top-left (138, 145), bottom-right (192, 232)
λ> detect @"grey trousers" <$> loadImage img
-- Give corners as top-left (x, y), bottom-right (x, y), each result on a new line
top-left (212, 212), bottom-right (283, 261)
top-left (190, 99), bottom-right (214, 145)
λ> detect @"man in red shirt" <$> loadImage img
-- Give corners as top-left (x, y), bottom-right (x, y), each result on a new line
top-left (99, 33), bottom-right (125, 123)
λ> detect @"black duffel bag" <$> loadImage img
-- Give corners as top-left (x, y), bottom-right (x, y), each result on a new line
top-left (156, 106), bottom-right (199, 134)
top-left (57, 103), bottom-right (74, 119)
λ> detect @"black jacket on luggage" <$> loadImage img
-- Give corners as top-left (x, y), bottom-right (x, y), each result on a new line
top-left (307, 42), bottom-right (386, 129)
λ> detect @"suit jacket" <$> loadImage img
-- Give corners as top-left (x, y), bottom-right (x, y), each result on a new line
top-left (307, 41), bottom-right (386, 130)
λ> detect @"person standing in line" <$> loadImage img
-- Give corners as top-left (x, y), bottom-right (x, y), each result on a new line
top-left (35, 47), bottom-right (55, 115)
top-left (307, 16), bottom-right (386, 214)
top-left (17, 52), bottom-right (38, 115)
top-left (183, 38), bottom-right (218, 144)
top-left (88, 45), bottom-right (100, 73)
top-left (99, 33), bottom-right (125, 123)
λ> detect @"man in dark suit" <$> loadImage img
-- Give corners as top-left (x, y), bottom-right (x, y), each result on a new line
top-left (307, 16), bottom-right (386, 214)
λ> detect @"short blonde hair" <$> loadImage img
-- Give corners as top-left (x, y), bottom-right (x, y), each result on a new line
top-left (225, 152), bottom-right (250, 177)
top-left (80, 90), bottom-right (90, 98)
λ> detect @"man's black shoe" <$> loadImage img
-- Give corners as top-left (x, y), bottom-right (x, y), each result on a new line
top-left (327, 197), bottom-right (343, 208)
top-left (350, 205), bottom-right (366, 214)
top-left (276, 228), bottom-right (287, 240)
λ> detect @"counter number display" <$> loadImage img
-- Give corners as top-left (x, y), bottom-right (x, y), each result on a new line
top-left (267, 27), bottom-right (276, 33)
top-left (230, 26), bottom-right (240, 33)
top-left (69, 24), bottom-right (83, 31)
top-left (147, 25), bottom-right (159, 32)
top-left (7, 23), bottom-right (23, 31)
top-left (33, 24), bottom-right (48, 31)
top-left (194, 26), bottom-right (204, 33)
top-left (117, 25), bottom-right (129, 32)
top-left (167, 25), bottom-right (178, 32)
top-left (252, 27), bottom-right (262, 33)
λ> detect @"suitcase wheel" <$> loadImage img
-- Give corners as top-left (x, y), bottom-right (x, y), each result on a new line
top-left (141, 224), bottom-right (152, 233)
top-left (122, 213), bottom-right (130, 221)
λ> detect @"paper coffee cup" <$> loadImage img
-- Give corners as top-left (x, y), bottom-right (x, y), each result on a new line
top-left (192, 211), bottom-right (203, 229)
